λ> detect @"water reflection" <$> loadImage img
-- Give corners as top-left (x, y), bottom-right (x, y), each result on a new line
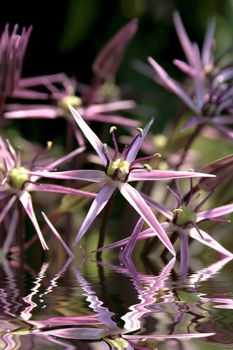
top-left (0, 254), bottom-right (232, 349)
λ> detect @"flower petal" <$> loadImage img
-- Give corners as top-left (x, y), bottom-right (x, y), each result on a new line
top-left (45, 146), bottom-right (86, 171)
top-left (148, 56), bottom-right (198, 112)
top-left (29, 183), bottom-right (96, 199)
top-left (73, 183), bottom-right (117, 245)
top-left (68, 106), bottom-right (107, 166)
top-left (119, 183), bottom-right (175, 256)
top-left (124, 333), bottom-right (215, 340)
top-left (197, 203), bottom-right (233, 221)
top-left (189, 227), bottom-right (233, 257)
top-left (42, 212), bottom-right (73, 257)
top-left (19, 191), bottom-right (48, 250)
top-left (0, 195), bottom-right (16, 224)
top-left (173, 11), bottom-right (195, 65)
top-left (125, 118), bottom-right (154, 163)
top-left (128, 169), bottom-right (215, 181)
top-left (24, 169), bottom-right (106, 182)
top-left (4, 106), bottom-right (60, 119)
top-left (202, 18), bottom-right (215, 67)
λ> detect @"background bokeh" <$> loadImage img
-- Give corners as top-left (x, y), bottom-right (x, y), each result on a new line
top-left (2, 0), bottom-right (233, 134)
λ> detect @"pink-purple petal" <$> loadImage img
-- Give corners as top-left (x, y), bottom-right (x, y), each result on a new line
top-left (28, 183), bottom-right (96, 199)
top-left (119, 183), bottom-right (175, 256)
top-left (148, 56), bottom-right (198, 112)
top-left (189, 227), bottom-right (233, 257)
top-left (42, 212), bottom-right (73, 257)
top-left (0, 195), bottom-right (16, 224)
top-left (19, 191), bottom-right (49, 250)
top-left (124, 333), bottom-right (215, 340)
top-left (69, 106), bottom-right (107, 166)
top-left (128, 169), bottom-right (215, 181)
top-left (173, 11), bottom-right (195, 65)
top-left (73, 183), bottom-right (117, 245)
top-left (197, 203), bottom-right (233, 221)
top-left (125, 118), bottom-right (154, 163)
top-left (25, 169), bottom-right (106, 182)
top-left (202, 18), bottom-right (215, 67)
top-left (4, 106), bottom-right (60, 119)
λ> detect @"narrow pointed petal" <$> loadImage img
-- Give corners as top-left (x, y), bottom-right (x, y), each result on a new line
top-left (0, 195), bottom-right (16, 224)
top-left (92, 18), bottom-right (138, 78)
top-left (68, 106), bottom-right (107, 166)
top-left (120, 217), bottom-right (144, 259)
top-left (148, 56), bottom-right (198, 112)
top-left (4, 106), bottom-right (60, 119)
top-left (12, 89), bottom-right (49, 99)
top-left (213, 124), bottom-right (233, 140)
top-left (94, 227), bottom-right (155, 252)
top-left (173, 11), bottom-right (195, 65)
top-left (202, 18), bottom-right (215, 66)
top-left (126, 118), bottom-right (154, 163)
top-left (189, 227), bottom-right (233, 257)
top-left (119, 183), bottom-right (175, 256)
top-left (85, 113), bottom-right (139, 127)
top-left (128, 169), bottom-right (215, 181)
top-left (45, 146), bottom-right (86, 170)
top-left (28, 183), bottom-right (96, 199)
top-left (0, 137), bottom-right (15, 170)
top-left (173, 59), bottom-right (196, 76)
top-left (197, 203), bottom-right (233, 221)
top-left (124, 333), bottom-right (215, 340)
top-left (73, 183), bottom-right (117, 245)
top-left (42, 212), bottom-right (73, 257)
top-left (24, 169), bottom-right (106, 182)
top-left (19, 191), bottom-right (49, 250)
top-left (86, 100), bottom-right (136, 114)
top-left (140, 192), bottom-right (173, 220)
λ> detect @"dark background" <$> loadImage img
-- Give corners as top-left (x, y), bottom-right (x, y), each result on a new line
top-left (1, 0), bottom-right (233, 132)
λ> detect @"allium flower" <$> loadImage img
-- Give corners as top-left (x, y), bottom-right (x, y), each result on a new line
top-left (28, 106), bottom-right (215, 256)
top-left (5, 73), bottom-right (138, 144)
top-left (148, 12), bottom-right (233, 139)
top-left (0, 138), bottom-right (95, 252)
top-left (98, 182), bottom-right (233, 258)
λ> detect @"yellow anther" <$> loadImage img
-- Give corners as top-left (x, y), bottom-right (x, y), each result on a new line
top-left (154, 152), bottom-right (161, 158)
top-left (204, 64), bottom-right (213, 74)
top-left (188, 168), bottom-right (195, 172)
top-left (109, 126), bottom-right (117, 134)
top-left (136, 127), bottom-right (143, 136)
top-left (173, 208), bottom-right (183, 215)
top-left (47, 141), bottom-right (53, 150)
top-left (144, 164), bottom-right (152, 172)
top-left (103, 143), bottom-right (108, 151)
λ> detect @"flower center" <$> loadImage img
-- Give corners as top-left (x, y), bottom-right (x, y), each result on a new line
top-left (107, 158), bottom-right (130, 181)
top-left (8, 167), bottom-right (29, 189)
top-left (58, 95), bottom-right (82, 113)
top-left (174, 205), bottom-right (197, 226)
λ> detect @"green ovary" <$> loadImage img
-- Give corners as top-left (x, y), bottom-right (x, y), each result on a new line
top-left (9, 167), bottom-right (29, 189)
top-left (107, 158), bottom-right (130, 181)
top-left (58, 95), bottom-right (82, 112)
top-left (176, 205), bottom-right (197, 226)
